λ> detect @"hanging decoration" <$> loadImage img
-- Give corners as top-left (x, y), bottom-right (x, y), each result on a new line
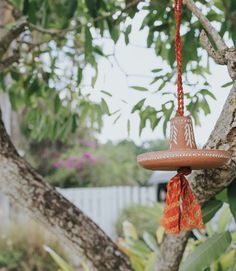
top-left (137, 0), bottom-right (231, 234)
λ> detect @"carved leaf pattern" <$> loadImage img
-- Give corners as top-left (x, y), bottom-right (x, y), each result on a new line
top-left (184, 123), bottom-right (195, 148)
top-left (170, 123), bottom-right (178, 148)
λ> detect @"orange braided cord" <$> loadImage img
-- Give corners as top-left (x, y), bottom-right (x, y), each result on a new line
top-left (160, 168), bottom-right (204, 234)
top-left (174, 0), bottom-right (184, 116)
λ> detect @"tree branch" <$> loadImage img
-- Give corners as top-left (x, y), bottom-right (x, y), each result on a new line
top-left (0, 110), bottom-right (133, 271)
top-left (185, 1), bottom-right (236, 80)
top-left (0, 50), bottom-right (20, 71)
top-left (0, 16), bottom-right (27, 58)
top-left (199, 30), bottom-right (227, 65)
top-left (183, 0), bottom-right (227, 50)
top-left (157, 83), bottom-right (236, 271)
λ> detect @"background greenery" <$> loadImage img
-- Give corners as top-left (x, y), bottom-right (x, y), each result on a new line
top-left (25, 138), bottom-right (167, 187)
top-left (2, 0), bottom-right (234, 142)
top-left (0, 221), bottom-right (72, 271)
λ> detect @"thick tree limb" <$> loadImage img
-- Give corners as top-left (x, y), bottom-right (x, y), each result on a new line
top-left (157, 83), bottom-right (236, 271)
top-left (0, 111), bottom-right (133, 271)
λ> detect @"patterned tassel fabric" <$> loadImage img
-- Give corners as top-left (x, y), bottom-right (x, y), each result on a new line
top-left (160, 167), bottom-right (204, 234)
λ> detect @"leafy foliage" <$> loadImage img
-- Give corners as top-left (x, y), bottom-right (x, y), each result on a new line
top-left (2, 0), bottom-right (234, 140)
top-left (180, 232), bottom-right (232, 271)
top-left (117, 221), bottom-right (160, 271)
top-left (116, 204), bottom-right (163, 238)
top-left (117, 188), bottom-right (236, 271)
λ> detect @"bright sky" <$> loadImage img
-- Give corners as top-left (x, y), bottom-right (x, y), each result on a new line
top-left (91, 11), bottom-right (232, 147)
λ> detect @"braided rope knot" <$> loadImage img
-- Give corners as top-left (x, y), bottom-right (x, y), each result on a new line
top-left (177, 167), bottom-right (192, 176)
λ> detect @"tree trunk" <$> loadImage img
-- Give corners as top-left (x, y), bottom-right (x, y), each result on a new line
top-left (0, 111), bottom-right (133, 271)
top-left (156, 82), bottom-right (236, 271)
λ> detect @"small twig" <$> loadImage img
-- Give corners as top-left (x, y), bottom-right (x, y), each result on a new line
top-left (199, 30), bottom-right (226, 65)
top-left (0, 16), bottom-right (27, 58)
top-left (184, 0), bottom-right (227, 50)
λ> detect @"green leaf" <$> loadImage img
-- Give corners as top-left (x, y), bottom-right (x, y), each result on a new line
top-left (101, 98), bottom-right (110, 115)
top-left (201, 199), bottom-right (223, 224)
top-left (101, 90), bottom-right (112, 97)
top-left (77, 67), bottom-right (83, 85)
top-left (151, 68), bottom-right (162, 73)
top-left (124, 25), bottom-right (132, 45)
top-left (131, 86), bottom-right (148, 91)
top-left (227, 178), bottom-right (236, 221)
top-left (44, 246), bottom-right (74, 271)
top-left (67, 0), bottom-right (78, 19)
top-left (221, 81), bottom-right (234, 88)
top-left (139, 109), bottom-right (148, 135)
top-left (85, 26), bottom-right (93, 63)
top-left (92, 66), bottom-right (98, 87)
top-left (216, 189), bottom-right (229, 203)
top-left (131, 98), bottom-right (146, 113)
top-left (110, 25), bottom-right (120, 43)
top-left (150, 115), bottom-right (161, 131)
top-left (113, 114), bottom-right (121, 124)
top-left (217, 207), bottom-right (232, 232)
top-left (143, 232), bottom-right (158, 252)
top-left (145, 252), bottom-right (157, 271)
top-left (54, 94), bottom-right (61, 113)
top-left (180, 232), bottom-right (232, 271)
top-left (198, 89), bottom-right (216, 100)
top-left (127, 119), bottom-right (131, 136)
top-left (85, 0), bottom-right (97, 18)
top-left (199, 98), bottom-right (211, 115)
top-left (157, 81), bottom-right (166, 92)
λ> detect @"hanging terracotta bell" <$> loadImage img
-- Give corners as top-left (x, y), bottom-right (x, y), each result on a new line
top-left (137, 116), bottom-right (231, 234)
top-left (136, 0), bottom-right (231, 234)
top-left (137, 115), bottom-right (231, 171)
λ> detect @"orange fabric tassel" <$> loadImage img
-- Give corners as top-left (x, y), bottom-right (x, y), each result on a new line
top-left (160, 167), bottom-right (204, 234)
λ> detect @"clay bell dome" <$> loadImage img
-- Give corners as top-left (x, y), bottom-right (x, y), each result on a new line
top-left (137, 116), bottom-right (231, 171)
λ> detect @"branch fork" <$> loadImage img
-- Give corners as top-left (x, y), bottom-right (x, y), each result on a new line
top-left (184, 0), bottom-right (236, 80)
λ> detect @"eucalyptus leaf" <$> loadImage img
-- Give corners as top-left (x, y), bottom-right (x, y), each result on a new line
top-left (221, 81), bottom-right (234, 88)
top-left (131, 99), bottom-right (146, 113)
top-left (101, 98), bottom-right (110, 115)
top-left (131, 86), bottom-right (149, 91)
top-left (180, 232), bottom-right (232, 271)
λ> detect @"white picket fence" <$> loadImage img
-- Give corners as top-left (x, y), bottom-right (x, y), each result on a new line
top-left (0, 186), bottom-right (157, 238)
top-left (58, 186), bottom-right (157, 238)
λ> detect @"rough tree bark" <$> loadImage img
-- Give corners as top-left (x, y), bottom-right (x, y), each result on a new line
top-left (0, 113), bottom-right (133, 271)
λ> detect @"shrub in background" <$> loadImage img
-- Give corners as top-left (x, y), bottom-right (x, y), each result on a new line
top-left (116, 204), bottom-right (163, 238)
top-left (46, 140), bottom-right (155, 188)
top-left (0, 221), bottom-right (71, 271)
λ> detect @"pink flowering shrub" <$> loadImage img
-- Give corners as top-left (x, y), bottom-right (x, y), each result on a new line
top-left (53, 152), bottom-right (96, 170)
